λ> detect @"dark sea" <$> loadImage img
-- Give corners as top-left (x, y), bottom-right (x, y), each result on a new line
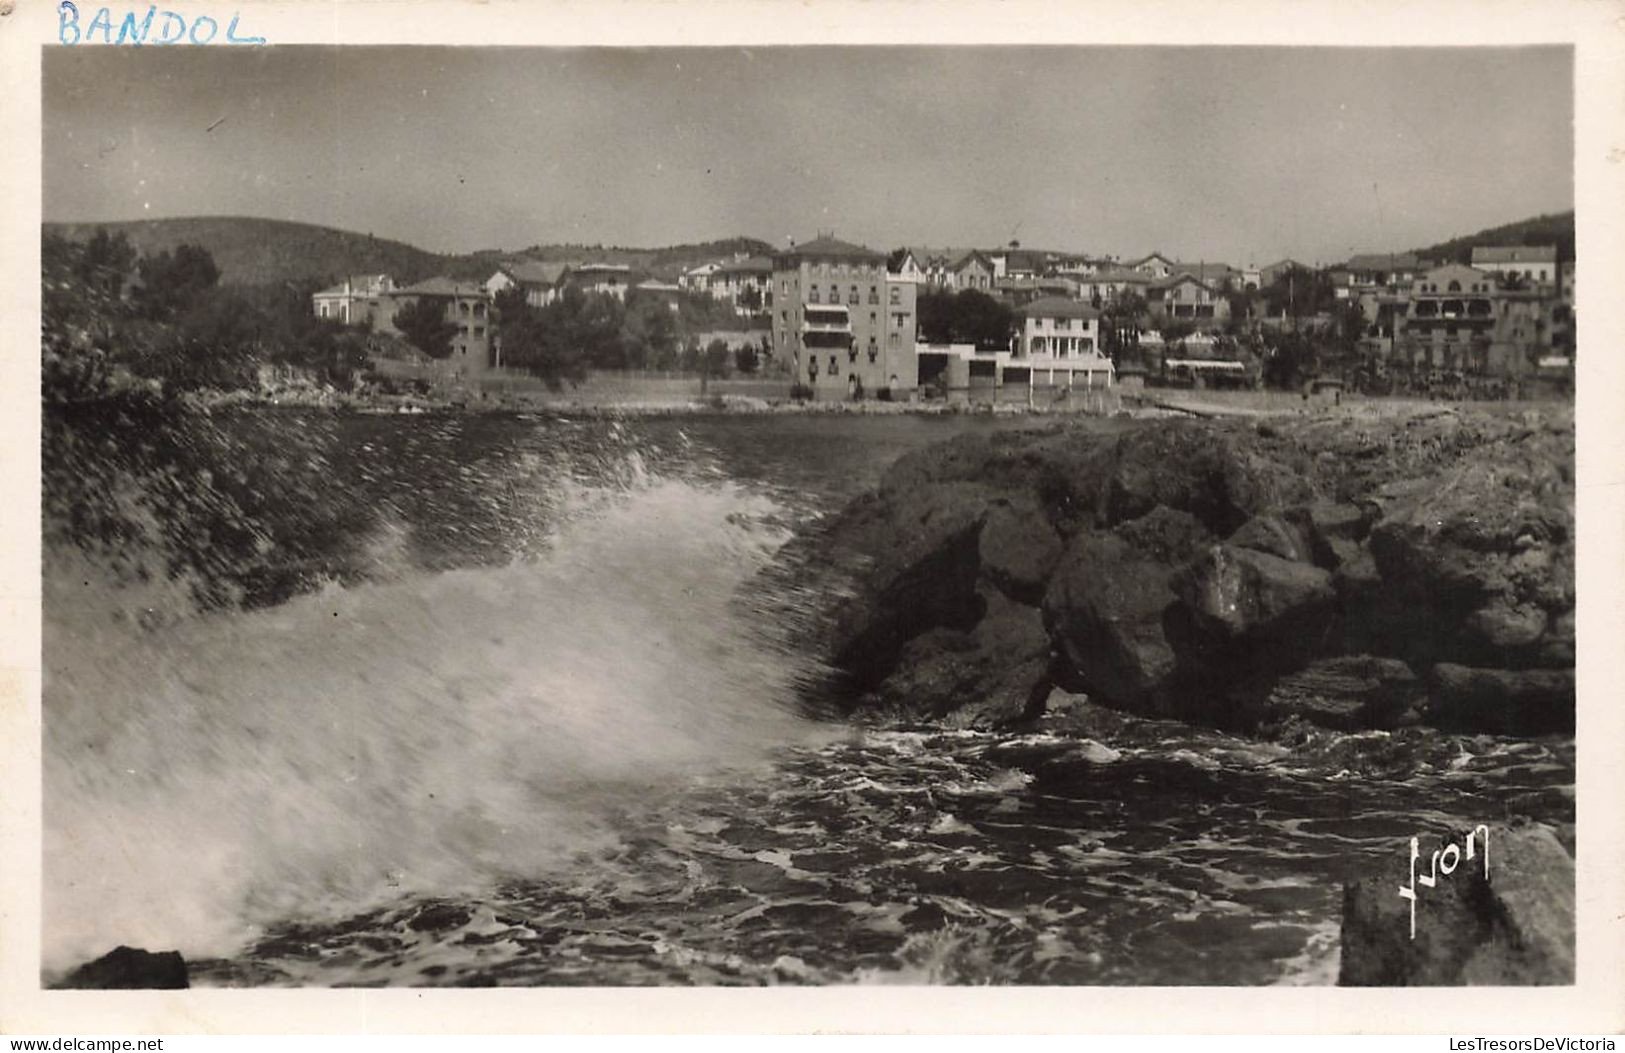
top-left (41, 411), bottom-right (1575, 986)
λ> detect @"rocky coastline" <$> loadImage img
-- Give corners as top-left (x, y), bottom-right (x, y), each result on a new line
top-left (798, 403), bottom-right (1575, 738)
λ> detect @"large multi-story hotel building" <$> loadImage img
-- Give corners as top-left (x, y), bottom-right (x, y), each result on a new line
top-left (771, 235), bottom-right (918, 397)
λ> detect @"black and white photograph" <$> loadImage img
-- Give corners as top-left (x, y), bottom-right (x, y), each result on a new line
top-left (6, 0), bottom-right (1625, 1034)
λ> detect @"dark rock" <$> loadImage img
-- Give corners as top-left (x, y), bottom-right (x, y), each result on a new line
top-left (1095, 422), bottom-right (1314, 535)
top-left (407, 903), bottom-right (472, 932)
top-left (59, 946), bottom-right (189, 989)
top-left (1365, 432), bottom-right (1573, 669)
top-left (1228, 514), bottom-right (1315, 563)
top-left (1255, 655), bottom-right (1422, 731)
top-left (1111, 504), bottom-right (1214, 562)
top-left (978, 498), bottom-right (1064, 605)
top-left (1536, 610), bottom-right (1575, 669)
top-left (1042, 510), bottom-right (1212, 717)
top-left (1464, 601), bottom-right (1549, 653)
top-left (1339, 822), bottom-right (1574, 985)
top-left (1172, 544), bottom-right (1337, 648)
top-left (818, 481), bottom-right (996, 689)
top-left (1427, 663), bottom-right (1575, 736)
top-left (869, 593), bottom-right (1051, 729)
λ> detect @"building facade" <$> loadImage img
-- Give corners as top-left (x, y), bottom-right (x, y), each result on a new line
top-left (709, 256), bottom-right (774, 312)
top-left (1015, 297), bottom-right (1102, 358)
top-left (311, 274), bottom-right (396, 326)
top-left (948, 251), bottom-right (997, 292)
top-left (485, 260), bottom-right (568, 308)
top-left (1148, 273), bottom-right (1230, 324)
top-left (1471, 245), bottom-right (1559, 287)
top-left (377, 277), bottom-right (498, 382)
top-left (771, 235), bottom-right (918, 397)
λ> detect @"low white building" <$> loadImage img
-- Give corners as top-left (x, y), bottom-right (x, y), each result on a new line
top-left (1471, 245), bottom-right (1559, 287)
top-left (1015, 297), bottom-right (1103, 359)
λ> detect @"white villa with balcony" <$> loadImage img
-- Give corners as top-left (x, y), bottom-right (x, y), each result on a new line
top-left (1014, 295), bottom-right (1118, 386)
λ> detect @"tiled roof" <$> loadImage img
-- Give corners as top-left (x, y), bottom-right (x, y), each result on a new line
top-left (778, 236), bottom-right (885, 263)
top-left (1346, 253), bottom-right (1428, 273)
top-left (1471, 245), bottom-right (1558, 264)
top-left (1081, 268), bottom-right (1152, 284)
top-left (1169, 262), bottom-right (1238, 283)
top-left (951, 251), bottom-right (995, 271)
top-left (1019, 297), bottom-right (1099, 320)
top-left (395, 276), bottom-right (488, 297)
top-left (1151, 272), bottom-right (1217, 292)
top-left (499, 260), bottom-right (569, 285)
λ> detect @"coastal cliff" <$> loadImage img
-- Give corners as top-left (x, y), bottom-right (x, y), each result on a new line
top-left (798, 405), bottom-right (1576, 738)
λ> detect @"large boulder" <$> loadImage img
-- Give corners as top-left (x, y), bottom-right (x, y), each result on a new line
top-left (1092, 421), bottom-right (1315, 536)
top-left (58, 946), bottom-right (189, 989)
top-left (814, 481), bottom-right (996, 689)
top-left (1250, 654), bottom-right (1423, 731)
top-left (1170, 544), bottom-right (1337, 660)
top-left (978, 497), bottom-right (1064, 605)
top-left (1365, 429), bottom-right (1574, 670)
top-left (1427, 663), bottom-right (1576, 736)
top-left (868, 593), bottom-right (1051, 729)
top-left (1339, 823), bottom-right (1574, 985)
top-left (1042, 506), bottom-right (1212, 717)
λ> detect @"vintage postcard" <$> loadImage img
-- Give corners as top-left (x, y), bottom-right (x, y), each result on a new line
top-left (2, 0), bottom-right (1622, 1036)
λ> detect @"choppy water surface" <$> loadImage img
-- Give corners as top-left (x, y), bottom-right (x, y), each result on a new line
top-left (42, 411), bottom-right (1574, 986)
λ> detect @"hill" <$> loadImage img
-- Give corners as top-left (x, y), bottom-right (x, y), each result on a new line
top-left (44, 217), bottom-right (777, 288)
top-left (43, 216), bottom-right (456, 288)
top-left (1411, 210), bottom-right (1575, 266)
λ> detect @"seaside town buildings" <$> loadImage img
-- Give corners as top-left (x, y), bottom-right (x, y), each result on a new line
top-left (308, 227), bottom-right (1572, 400)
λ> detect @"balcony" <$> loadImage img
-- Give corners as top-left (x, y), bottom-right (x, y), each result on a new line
top-left (802, 305), bottom-right (852, 335)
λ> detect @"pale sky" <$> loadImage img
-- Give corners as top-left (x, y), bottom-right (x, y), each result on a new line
top-left (43, 46), bottom-right (1573, 266)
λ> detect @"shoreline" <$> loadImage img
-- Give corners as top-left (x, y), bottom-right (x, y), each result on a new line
top-left (191, 384), bottom-right (1574, 422)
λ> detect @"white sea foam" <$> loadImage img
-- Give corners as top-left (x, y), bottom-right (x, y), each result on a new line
top-left (43, 466), bottom-right (827, 972)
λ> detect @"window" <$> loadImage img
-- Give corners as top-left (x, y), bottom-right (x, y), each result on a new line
top-left (828, 354), bottom-right (838, 374)
top-left (869, 287), bottom-right (879, 304)
top-left (1448, 280), bottom-right (1461, 292)
top-left (809, 289), bottom-right (820, 304)
top-left (889, 287), bottom-right (901, 305)
top-left (829, 285), bottom-right (838, 301)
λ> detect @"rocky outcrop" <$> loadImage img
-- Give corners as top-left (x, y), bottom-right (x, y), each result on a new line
top-left (58, 946), bottom-right (190, 989)
top-left (798, 407), bottom-right (1574, 737)
top-left (1427, 663), bottom-right (1576, 736)
top-left (1042, 511), bottom-right (1210, 718)
top-left (1339, 822), bottom-right (1574, 985)
top-left (867, 592), bottom-right (1051, 729)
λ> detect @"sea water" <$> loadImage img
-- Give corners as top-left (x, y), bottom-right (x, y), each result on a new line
top-left (41, 412), bottom-right (1575, 986)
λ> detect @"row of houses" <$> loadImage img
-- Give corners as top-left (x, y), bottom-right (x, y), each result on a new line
top-left (312, 230), bottom-right (1574, 394)
top-left (765, 235), bottom-right (1118, 398)
top-left (309, 260), bottom-right (696, 386)
top-left (483, 261), bottom-right (685, 309)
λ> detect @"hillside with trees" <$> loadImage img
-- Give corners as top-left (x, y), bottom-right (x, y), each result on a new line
top-left (44, 217), bottom-right (776, 288)
top-left (44, 217), bottom-right (454, 288)
top-left (1410, 210), bottom-right (1575, 265)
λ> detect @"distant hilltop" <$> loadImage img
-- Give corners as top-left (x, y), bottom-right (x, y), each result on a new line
top-left (41, 215), bottom-right (774, 288)
top-left (1408, 210), bottom-right (1574, 266)
top-left (43, 210), bottom-right (1574, 288)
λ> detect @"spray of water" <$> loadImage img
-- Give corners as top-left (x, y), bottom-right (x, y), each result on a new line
top-left (42, 461), bottom-right (829, 973)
